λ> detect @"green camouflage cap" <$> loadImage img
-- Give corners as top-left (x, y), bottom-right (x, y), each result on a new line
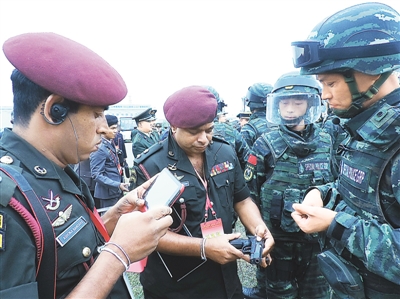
top-left (292, 2), bottom-right (400, 75)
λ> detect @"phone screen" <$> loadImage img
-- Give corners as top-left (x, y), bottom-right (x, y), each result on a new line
top-left (144, 168), bottom-right (184, 209)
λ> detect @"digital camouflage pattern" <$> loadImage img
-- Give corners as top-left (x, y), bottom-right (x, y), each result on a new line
top-left (213, 122), bottom-right (250, 170)
top-left (300, 2), bottom-right (400, 76)
top-left (266, 71), bottom-right (323, 125)
top-left (240, 111), bottom-right (275, 147)
top-left (291, 2), bottom-right (400, 296)
top-left (314, 89), bottom-right (400, 298)
top-left (253, 126), bottom-right (335, 239)
top-left (246, 82), bottom-right (273, 110)
top-left (245, 124), bottom-right (335, 298)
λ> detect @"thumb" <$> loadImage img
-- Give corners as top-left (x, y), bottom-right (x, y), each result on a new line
top-left (292, 203), bottom-right (307, 214)
top-left (148, 205), bottom-right (173, 220)
top-left (227, 232), bottom-right (241, 241)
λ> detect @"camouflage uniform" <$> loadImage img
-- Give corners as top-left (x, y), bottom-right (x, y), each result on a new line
top-left (213, 122), bottom-right (249, 170)
top-left (240, 111), bottom-right (272, 148)
top-left (240, 83), bottom-right (274, 147)
top-left (291, 3), bottom-right (400, 297)
top-left (204, 85), bottom-right (250, 170)
top-left (244, 72), bottom-right (333, 299)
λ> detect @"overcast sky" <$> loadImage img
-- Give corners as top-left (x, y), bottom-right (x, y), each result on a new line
top-left (1, 0), bottom-right (399, 119)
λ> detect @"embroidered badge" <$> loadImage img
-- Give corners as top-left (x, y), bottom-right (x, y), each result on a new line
top-left (56, 216), bottom-right (87, 247)
top-left (210, 161), bottom-right (234, 177)
top-left (52, 204), bottom-right (73, 227)
top-left (244, 154), bottom-right (257, 181)
top-left (41, 189), bottom-right (61, 211)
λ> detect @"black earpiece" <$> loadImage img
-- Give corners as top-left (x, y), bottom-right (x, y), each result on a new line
top-left (50, 104), bottom-right (69, 125)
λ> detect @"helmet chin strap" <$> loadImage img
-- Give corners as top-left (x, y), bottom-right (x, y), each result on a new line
top-left (280, 115), bottom-right (304, 126)
top-left (333, 70), bottom-right (392, 118)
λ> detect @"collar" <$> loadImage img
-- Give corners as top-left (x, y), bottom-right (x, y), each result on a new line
top-left (166, 131), bottom-right (210, 177)
top-left (344, 88), bottom-right (400, 138)
top-left (249, 110), bottom-right (266, 120)
top-left (0, 129), bottom-right (83, 195)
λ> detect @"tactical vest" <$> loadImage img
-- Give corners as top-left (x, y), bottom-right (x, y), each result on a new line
top-left (337, 102), bottom-right (400, 227)
top-left (327, 98), bottom-right (400, 295)
top-left (260, 126), bottom-right (334, 241)
top-left (213, 122), bottom-right (236, 148)
top-left (246, 117), bottom-right (269, 141)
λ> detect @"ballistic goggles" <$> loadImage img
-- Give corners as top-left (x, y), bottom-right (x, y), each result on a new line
top-left (291, 40), bottom-right (400, 68)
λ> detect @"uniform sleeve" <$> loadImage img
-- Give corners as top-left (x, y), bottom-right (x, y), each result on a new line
top-left (232, 153), bottom-right (251, 203)
top-left (240, 123), bottom-right (255, 147)
top-left (0, 206), bottom-right (39, 297)
top-left (90, 148), bottom-right (120, 189)
top-left (244, 135), bottom-right (273, 207)
top-left (326, 212), bottom-right (400, 285)
top-left (233, 129), bottom-right (250, 170)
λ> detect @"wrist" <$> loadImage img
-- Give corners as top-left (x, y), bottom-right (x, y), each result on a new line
top-left (200, 238), bottom-right (207, 261)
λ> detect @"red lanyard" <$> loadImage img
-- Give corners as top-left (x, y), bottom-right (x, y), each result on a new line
top-left (76, 195), bottom-right (110, 241)
top-left (109, 141), bottom-right (122, 175)
top-left (194, 169), bottom-right (216, 221)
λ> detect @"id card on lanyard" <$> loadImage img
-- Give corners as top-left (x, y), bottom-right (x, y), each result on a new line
top-left (195, 169), bottom-right (224, 239)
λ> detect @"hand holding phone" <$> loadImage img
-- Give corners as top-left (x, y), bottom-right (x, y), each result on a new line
top-left (143, 168), bottom-right (185, 209)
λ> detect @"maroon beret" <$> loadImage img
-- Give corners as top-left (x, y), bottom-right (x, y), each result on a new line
top-left (2, 32), bottom-right (127, 106)
top-left (164, 86), bottom-right (217, 128)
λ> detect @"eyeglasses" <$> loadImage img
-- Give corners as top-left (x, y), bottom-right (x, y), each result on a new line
top-left (291, 40), bottom-right (400, 68)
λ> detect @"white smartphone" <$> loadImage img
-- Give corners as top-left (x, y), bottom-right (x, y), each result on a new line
top-left (144, 168), bottom-right (185, 209)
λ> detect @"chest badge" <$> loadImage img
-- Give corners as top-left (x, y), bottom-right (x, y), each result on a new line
top-left (173, 173), bottom-right (184, 180)
top-left (52, 204), bottom-right (73, 227)
top-left (41, 189), bottom-right (61, 211)
top-left (168, 163), bottom-right (177, 171)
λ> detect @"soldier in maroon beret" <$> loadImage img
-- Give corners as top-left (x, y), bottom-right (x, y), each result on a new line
top-left (0, 32), bottom-right (172, 299)
top-left (134, 85), bottom-right (274, 299)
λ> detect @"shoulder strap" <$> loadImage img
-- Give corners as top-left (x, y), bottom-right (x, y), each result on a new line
top-left (1, 165), bottom-right (56, 299)
top-left (247, 120), bottom-right (258, 135)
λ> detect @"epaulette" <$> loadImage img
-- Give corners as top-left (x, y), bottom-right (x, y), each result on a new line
top-left (135, 141), bottom-right (164, 164)
top-left (0, 170), bottom-right (18, 207)
top-left (212, 135), bottom-right (230, 146)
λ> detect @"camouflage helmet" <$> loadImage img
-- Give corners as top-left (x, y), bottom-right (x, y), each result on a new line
top-left (203, 85), bottom-right (227, 115)
top-left (245, 82), bottom-right (273, 110)
top-left (267, 71), bottom-right (323, 125)
top-left (292, 2), bottom-right (400, 118)
top-left (292, 2), bottom-right (400, 76)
